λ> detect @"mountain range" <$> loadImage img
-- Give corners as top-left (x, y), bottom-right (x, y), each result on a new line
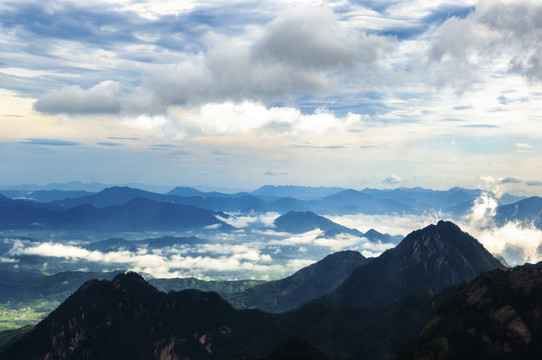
top-left (0, 185), bottom-right (529, 219)
top-left (0, 221), bottom-right (509, 359)
top-left (0, 195), bottom-right (231, 231)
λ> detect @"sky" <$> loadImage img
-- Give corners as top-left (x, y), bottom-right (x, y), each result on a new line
top-left (1, 0), bottom-right (542, 192)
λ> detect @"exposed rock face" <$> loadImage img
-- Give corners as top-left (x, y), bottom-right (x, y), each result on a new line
top-left (322, 221), bottom-right (503, 308)
top-left (398, 267), bottom-right (542, 360)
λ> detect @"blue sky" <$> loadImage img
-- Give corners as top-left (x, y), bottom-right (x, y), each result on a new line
top-left (0, 0), bottom-right (541, 192)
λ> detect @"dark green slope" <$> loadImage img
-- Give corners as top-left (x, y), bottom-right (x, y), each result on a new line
top-left (0, 326), bottom-right (33, 353)
top-left (282, 288), bottom-right (456, 360)
top-left (0, 273), bottom-right (293, 360)
top-left (226, 250), bottom-right (369, 313)
top-left (149, 277), bottom-right (265, 296)
top-left (322, 221), bottom-right (503, 309)
top-left (263, 336), bottom-right (331, 360)
top-left (0, 271), bottom-right (123, 303)
top-left (398, 267), bottom-right (542, 360)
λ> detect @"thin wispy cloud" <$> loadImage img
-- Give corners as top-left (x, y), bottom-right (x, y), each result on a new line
top-left (20, 138), bottom-right (80, 146)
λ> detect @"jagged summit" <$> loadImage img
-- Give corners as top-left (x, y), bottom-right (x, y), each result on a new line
top-left (322, 220), bottom-right (503, 308)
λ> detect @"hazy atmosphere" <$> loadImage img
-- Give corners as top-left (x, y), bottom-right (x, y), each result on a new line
top-left (1, 0), bottom-right (541, 192)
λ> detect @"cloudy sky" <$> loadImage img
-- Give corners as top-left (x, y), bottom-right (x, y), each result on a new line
top-left (1, 0), bottom-right (541, 192)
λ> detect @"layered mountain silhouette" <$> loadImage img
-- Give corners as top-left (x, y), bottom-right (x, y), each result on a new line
top-left (251, 185), bottom-right (345, 201)
top-left (267, 187), bottom-right (495, 215)
top-left (0, 196), bottom-right (231, 231)
top-left (273, 210), bottom-right (363, 235)
top-left (495, 196), bottom-right (542, 229)
top-left (0, 189), bottom-right (93, 203)
top-left (398, 266), bottom-right (542, 360)
top-left (226, 250), bottom-right (369, 312)
top-left (1, 185), bottom-right (528, 222)
top-left (167, 186), bottom-right (249, 198)
top-left (50, 186), bottom-right (267, 213)
top-left (321, 221), bottom-right (503, 308)
top-left (50, 186), bottom-right (169, 208)
top-left (273, 211), bottom-right (401, 242)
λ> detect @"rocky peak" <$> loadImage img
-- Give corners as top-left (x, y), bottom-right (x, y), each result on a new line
top-left (322, 221), bottom-right (503, 308)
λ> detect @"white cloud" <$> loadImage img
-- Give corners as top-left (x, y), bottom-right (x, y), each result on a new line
top-left (457, 191), bottom-right (542, 266)
top-left (285, 258), bottom-right (316, 270)
top-left (314, 233), bottom-right (395, 252)
top-left (5, 238), bottom-right (313, 280)
top-left (34, 81), bottom-right (122, 114)
top-left (216, 212), bottom-right (280, 228)
top-left (382, 175), bottom-right (402, 185)
top-left (326, 213), bottom-right (444, 237)
top-left (474, 222), bottom-right (542, 266)
top-left (268, 228), bottom-right (395, 255)
top-left (166, 100), bottom-right (365, 137)
top-left (271, 229), bottom-right (325, 246)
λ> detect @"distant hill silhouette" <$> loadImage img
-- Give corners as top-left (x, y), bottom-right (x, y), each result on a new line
top-left (273, 210), bottom-right (363, 235)
top-left (0, 195), bottom-right (231, 231)
top-left (251, 185), bottom-right (345, 200)
top-left (495, 196), bottom-right (542, 229)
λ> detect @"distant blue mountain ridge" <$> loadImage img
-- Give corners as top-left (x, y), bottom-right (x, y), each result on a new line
top-left (0, 185), bottom-right (535, 230)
